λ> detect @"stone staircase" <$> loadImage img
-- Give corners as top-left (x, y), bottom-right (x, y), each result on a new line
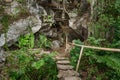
top-left (55, 56), bottom-right (81, 80)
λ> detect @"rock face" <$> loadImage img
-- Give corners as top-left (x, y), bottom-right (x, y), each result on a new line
top-left (0, 1), bottom-right (42, 62)
top-left (0, 0), bottom-right (90, 62)
top-left (0, 49), bottom-right (5, 63)
top-left (0, 16), bottom-right (41, 47)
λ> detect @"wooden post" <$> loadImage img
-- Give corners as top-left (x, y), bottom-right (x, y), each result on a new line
top-left (76, 46), bottom-right (84, 72)
top-left (65, 33), bottom-right (68, 52)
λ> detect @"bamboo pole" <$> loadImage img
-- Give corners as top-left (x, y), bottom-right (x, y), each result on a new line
top-left (69, 43), bottom-right (120, 52)
top-left (76, 46), bottom-right (84, 72)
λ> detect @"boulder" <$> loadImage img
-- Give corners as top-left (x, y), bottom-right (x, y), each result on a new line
top-left (0, 16), bottom-right (41, 47)
top-left (52, 40), bottom-right (61, 49)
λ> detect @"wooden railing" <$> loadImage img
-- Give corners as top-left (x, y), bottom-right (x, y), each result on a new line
top-left (69, 43), bottom-right (120, 72)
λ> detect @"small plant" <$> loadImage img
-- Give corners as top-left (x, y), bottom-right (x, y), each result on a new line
top-left (37, 34), bottom-right (52, 48)
top-left (10, 7), bottom-right (20, 19)
top-left (43, 15), bottom-right (52, 23)
top-left (18, 32), bottom-right (34, 49)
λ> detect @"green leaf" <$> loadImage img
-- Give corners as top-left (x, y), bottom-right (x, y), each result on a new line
top-left (32, 59), bottom-right (45, 69)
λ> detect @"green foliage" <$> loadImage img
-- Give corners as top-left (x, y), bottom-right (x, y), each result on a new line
top-left (4, 49), bottom-right (58, 80)
top-left (18, 32), bottom-right (34, 48)
top-left (91, 0), bottom-right (120, 39)
top-left (87, 37), bottom-right (106, 46)
top-left (42, 15), bottom-right (53, 26)
top-left (86, 0), bottom-right (120, 79)
top-left (70, 39), bottom-right (83, 68)
top-left (32, 59), bottom-right (45, 69)
top-left (10, 7), bottom-right (20, 19)
top-left (1, 30), bottom-right (57, 80)
top-left (37, 34), bottom-right (51, 48)
top-left (115, 0), bottom-right (120, 13)
top-left (70, 37), bottom-right (120, 79)
top-left (0, 6), bottom-right (29, 32)
top-left (85, 37), bottom-right (120, 79)
top-left (0, 15), bottom-right (11, 32)
top-left (17, 0), bottom-right (26, 5)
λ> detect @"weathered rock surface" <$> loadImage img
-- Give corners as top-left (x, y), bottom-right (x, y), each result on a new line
top-left (0, 16), bottom-right (41, 47)
top-left (57, 64), bottom-right (73, 70)
top-left (5, 0), bottom-right (12, 3)
top-left (0, 35), bottom-right (5, 47)
top-left (64, 76), bottom-right (81, 80)
top-left (0, 49), bottom-right (5, 63)
top-left (0, 0), bottom-right (42, 61)
top-left (57, 60), bottom-right (70, 65)
top-left (52, 40), bottom-right (61, 49)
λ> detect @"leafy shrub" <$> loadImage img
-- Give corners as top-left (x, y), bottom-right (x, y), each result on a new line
top-left (36, 34), bottom-right (52, 48)
top-left (83, 0), bottom-right (120, 79)
top-left (4, 49), bottom-right (58, 80)
top-left (18, 32), bottom-right (34, 48)
top-left (70, 38), bottom-right (120, 79)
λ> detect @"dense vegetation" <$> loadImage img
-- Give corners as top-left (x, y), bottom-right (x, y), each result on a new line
top-left (1, 33), bottom-right (58, 80)
top-left (70, 0), bottom-right (120, 79)
top-left (5, 49), bottom-right (57, 80)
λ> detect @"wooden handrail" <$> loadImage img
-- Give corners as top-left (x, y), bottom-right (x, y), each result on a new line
top-left (76, 46), bottom-right (84, 71)
top-left (68, 42), bottom-right (120, 72)
top-left (69, 43), bottom-right (120, 52)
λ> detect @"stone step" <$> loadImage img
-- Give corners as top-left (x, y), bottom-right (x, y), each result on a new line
top-left (57, 70), bottom-right (79, 78)
top-left (64, 76), bottom-right (81, 80)
top-left (56, 56), bottom-right (69, 60)
top-left (57, 64), bottom-right (73, 70)
top-left (57, 60), bottom-right (70, 65)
